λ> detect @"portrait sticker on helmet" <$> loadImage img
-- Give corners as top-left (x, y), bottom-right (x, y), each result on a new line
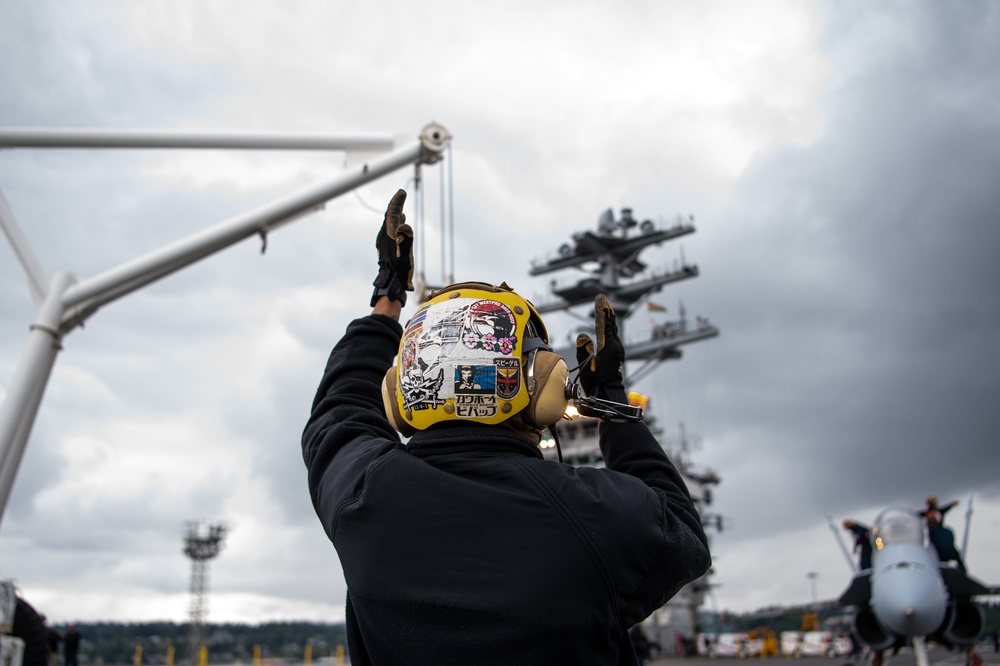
top-left (454, 365), bottom-right (493, 393)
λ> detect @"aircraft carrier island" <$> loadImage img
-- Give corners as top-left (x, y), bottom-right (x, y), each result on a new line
top-left (528, 205), bottom-right (721, 655)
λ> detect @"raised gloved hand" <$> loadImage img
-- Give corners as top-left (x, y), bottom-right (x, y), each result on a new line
top-left (370, 189), bottom-right (414, 307)
top-left (575, 294), bottom-right (626, 402)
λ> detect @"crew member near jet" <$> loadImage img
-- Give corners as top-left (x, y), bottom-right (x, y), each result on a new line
top-left (302, 189), bottom-right (711, 665)
top-left (842, 519), bottom-right (873, 571)
top-left (919, 495), bottom-right (966, 572)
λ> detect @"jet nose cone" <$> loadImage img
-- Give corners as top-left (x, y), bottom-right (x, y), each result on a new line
top-left (873, 569), bottom-right (947, 636)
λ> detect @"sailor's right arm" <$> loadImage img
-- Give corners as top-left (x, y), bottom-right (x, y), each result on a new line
top-left (301, 314), bottom-right (403, 537)
top-left (372, 295), bottom-right (403, 320)
top-left (302, 189), bottom-right (413, 537)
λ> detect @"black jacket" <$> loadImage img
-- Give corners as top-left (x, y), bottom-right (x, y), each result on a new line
top-left (303, 314), bottom-right (711, 665)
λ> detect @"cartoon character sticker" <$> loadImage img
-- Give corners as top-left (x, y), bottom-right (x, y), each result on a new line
top-left (401, 367), bottom-right (445, 411)
top-left (462, 300), bottom-right (518, 355)
top-left (399, 304), bottom-right (430, 372)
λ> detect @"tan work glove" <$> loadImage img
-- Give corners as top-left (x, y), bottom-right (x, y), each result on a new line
top-left (370, 189), bottom-right (414, 307)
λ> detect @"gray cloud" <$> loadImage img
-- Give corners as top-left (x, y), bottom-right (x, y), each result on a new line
top-left (2, 0), bottom-right (998, 622)
top-left (681, 0), bottom-right (1000, 542)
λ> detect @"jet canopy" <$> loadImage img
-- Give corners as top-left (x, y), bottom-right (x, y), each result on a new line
top-left (872, 508), bottom-right (925, 551)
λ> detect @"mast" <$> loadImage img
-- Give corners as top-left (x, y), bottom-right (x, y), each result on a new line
top-left (529, 207), bottom-right (719, 370)
top-left (531, 205), bottom-right (722, 655)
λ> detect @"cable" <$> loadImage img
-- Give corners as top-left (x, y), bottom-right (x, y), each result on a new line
top-left (352, 189), bottom-right (384, 215)
top-left (549, 423), bottom-right (564, 463)
top-left (414, 164), bottom-right (425, 282)
top-left (439, 150), bottom-right (446, 286)
top-left (447, 143), bottom-right (455, 282)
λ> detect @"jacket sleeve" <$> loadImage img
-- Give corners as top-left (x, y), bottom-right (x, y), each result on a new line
top-left (302, 314), bottom-right (404, 541)
top-left (599, 420), bottom-right (712, 621)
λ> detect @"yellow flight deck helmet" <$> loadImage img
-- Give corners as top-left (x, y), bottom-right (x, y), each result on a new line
top-left (381, 282), bottom-right (570, 436)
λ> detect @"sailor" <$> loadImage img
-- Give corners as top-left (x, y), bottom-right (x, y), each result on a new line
top-left (919, 495), bottom-right (966, 572)
top-left (301, 189), bottom-right (711, 665)
top-left (842, 519), bottom-right (873, 571)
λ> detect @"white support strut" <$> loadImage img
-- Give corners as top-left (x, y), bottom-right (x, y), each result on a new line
top-left (0, 128), bottom-right (396, 152)
top-left (61, 137), bottom-right (429, 321)
top-left (0, 190), bottom-right (48, 306)
top-left (0, 122), bottom-right (451, 527)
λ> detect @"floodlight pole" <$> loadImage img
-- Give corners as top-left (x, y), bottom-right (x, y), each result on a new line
top-left (0, 123), bottom-right (451, 527)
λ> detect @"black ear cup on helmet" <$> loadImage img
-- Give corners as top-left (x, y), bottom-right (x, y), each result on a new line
top-left (523, 351), bottom-right (570, 428)
top-left (381, 366), bottom-right (416, 437)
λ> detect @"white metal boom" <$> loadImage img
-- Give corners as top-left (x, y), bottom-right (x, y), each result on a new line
top-left (0, 122), bottom-right (451, 526)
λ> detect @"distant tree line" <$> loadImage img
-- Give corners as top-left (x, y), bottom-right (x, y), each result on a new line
top-left (46, 621), bottom-right (348, 666)
top-left (43, 601), bottom-right (1000, 664)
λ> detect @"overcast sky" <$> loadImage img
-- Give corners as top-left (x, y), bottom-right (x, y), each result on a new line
top-left (1, 0), bottom-right (998, 626)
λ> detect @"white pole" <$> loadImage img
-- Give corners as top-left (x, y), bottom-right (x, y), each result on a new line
top-left (0, 190), bottom-right (48, 305)
top-left (0, 272), bottom-right (75, 525)
top-left (61, 138), bottom-right (429, 318)
top-left (912, 636), bottom-right (929, 666)
top-left (960, 495), bottom-right (974, 559)
top-left (0, 128), bottom-right (395, 152)
top-left (827, 516), bottom-right (859, 573)
top-left (0, 122), bottom-right (451, 527)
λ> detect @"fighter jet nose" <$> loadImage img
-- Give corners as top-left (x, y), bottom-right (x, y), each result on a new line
top-left (872, 561), bottom-right (948, 637)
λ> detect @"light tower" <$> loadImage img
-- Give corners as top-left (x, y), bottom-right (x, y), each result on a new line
top-left (183, 521), bottom-right (227, 663)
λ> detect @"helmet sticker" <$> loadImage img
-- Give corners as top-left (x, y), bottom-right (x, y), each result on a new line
top-left (455, 393), bottom-right (497, 418)
top-left (493, 358), bottom-right (520, 400)
top-left (400, 367), bottom-right (446, 411)
top-left (454, 365), bottom-right (494, 394)
top-left (453, 363), bottom-right (500, 418)
top-left (462, 300), bottom-right (518, 355)
top-left (399, 301), bottom-right (465, 411)
top-left (399, 297), bottom-right (524, 419)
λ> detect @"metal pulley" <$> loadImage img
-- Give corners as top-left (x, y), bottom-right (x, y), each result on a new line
top-left (419, 122), bottom-right (452, 163)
